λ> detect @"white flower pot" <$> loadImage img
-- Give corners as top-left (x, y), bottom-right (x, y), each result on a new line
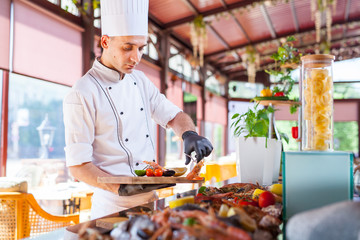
top-left (235, 137), bottom-right (282, 185)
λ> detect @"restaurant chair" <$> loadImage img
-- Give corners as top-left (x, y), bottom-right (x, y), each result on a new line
top-left (0, 178), bottom-right (79, 240)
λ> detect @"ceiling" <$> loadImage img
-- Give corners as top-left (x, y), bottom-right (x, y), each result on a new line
top-left (147, 0), bottom-right (360, 83)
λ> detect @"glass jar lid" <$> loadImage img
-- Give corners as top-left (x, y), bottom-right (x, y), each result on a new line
top-left (301, 54), bottom-right (335, 68)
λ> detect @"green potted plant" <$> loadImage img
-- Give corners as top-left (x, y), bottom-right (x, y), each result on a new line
top-left (254, 36), bottom-right (301, 103)
top-left (231, 103), bottom-right (288, 185)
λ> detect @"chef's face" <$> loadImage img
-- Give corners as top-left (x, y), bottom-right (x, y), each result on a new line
top-left (101, 35), bottom-right (148, 74)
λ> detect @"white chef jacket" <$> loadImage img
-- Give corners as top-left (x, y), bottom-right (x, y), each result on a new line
top-left (63, 59), bottom-right (182, 219)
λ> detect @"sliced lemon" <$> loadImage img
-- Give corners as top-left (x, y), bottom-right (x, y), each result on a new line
top-left (169, 196), bottom-right (194, 209)
top-left (167, 167), bottom-right (187, 177)
top-left (252, 189), bottom-right (265, 200)
top-left (269, 183), bottom-right (282, 196)
top-left (218, 204), bottom-right (229, 218)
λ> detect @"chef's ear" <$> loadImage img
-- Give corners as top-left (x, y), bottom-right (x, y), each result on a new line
top-left (101, 35), bottom-right (110, 49)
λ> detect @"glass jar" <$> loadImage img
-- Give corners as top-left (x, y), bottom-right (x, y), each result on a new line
top-left (301, 54), bottom-right (335, 151)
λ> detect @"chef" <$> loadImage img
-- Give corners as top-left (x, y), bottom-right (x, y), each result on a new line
top-left (63, 0), bottom-right (213, 219)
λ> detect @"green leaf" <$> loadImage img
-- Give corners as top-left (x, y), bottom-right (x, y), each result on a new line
top-left (232, 113), bottom-right (239, 119)
top-left (290, 104), bottom-right (300, 114)
top-left (286, 36), bottom-right (296, 42)
top-left (258, 111), bottom-right (269, 120)
top-left (198, 186), bottom-right (207, 194)
top-left (277, 47), bottom-right (286, 57)
top-left (253, 121), bottom-right (267, 136)
top-left (280, 132), bottom-right (289, 144)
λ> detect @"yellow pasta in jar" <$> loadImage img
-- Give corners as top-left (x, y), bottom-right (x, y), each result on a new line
top-left (303, 68), bottom-right (332, 150)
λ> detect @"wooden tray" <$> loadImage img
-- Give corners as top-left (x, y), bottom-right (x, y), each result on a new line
top-left (97, 176), bottom-right (204, 184)
top-left (257, 100), bottom-right (300, 106)
top-left (96, 217), bottom-right (128, 230)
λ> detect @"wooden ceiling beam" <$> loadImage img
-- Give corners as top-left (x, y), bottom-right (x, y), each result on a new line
top-left (215, 60), bottom-right (240, 68)
top-left (342, 0), bottom-right (352, 38)
top-left (290, 0), bottom-right (300, 33)
top-left (228, 41), bottom-right (360, 78)
top-left (230, 13), bottom-right (252, 43)
top-left (207, 25), bottom-right (230, 49)
top-left (260, 4), bottom-right (277, 39)
top-left (205, 16), bottom-right (360, 59)
top-left (163, 0), bottom-right (264, 29)
top-left (182, 0), bottom-right (199, 14)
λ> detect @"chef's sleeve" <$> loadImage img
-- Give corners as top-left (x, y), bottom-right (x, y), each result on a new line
top-left (141, 72), bottom-right (182, 128)
top-left (63, 90), bottom-right (95, 167)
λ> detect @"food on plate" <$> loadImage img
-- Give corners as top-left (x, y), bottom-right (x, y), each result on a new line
top-left (269, 183), bottom-right (282, 196)
top-left (303, 68), bottom-right (332, 150)
top-left (227, 207), bottom-right (257, 232)
top-left (168, 167), bottom-right (187, 177)
top-left (238, 198), bottom-right (259, 207)
top-left (137, 162), bottom-right (180, 177)
top-left (169, 196), bottom-right (195, 209)
top-left (154, 168), bottom-right (163, 177)
top-left (258, 191), bottom-right (276, 208)
top-left (143, 160), bottom-right (165, 170)
top-left (108, 182), bottom-right (282, 240)
top-left (162, 169), bottom-right (176, 177)
top-left (252, 189), bottom-right (265, 200)
top-left (218, 203), bottom-right (230, 217)
top-left (186, 160), bottom-right (204, 180)
top-left (146, 168), bottom-right (154, 177)
top-left (260, 88), bottom-right (272, 97)
top-left (134, 170), bottom-right (146, 176)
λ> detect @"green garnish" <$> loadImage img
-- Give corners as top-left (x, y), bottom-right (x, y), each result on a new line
top-left (135, 170), bottom-right (146, 176)
top-left (183, 218), bottom-right (196, 226)
top-left (198, 186), bottom-right (207, 194)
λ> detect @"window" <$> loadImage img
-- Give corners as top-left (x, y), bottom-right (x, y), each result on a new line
top-left (6, 73), bottom-right (70, 189)
top-left (94, 7), bottom-right (101, 28)
top-left (334, 121), bottom-right (359, 156)
top-left (274, 120), bottom-right (299, 151)
top-left (205, 74), bottom-right (221, 95)
top-left (334, 82), bottom-right (360, 99)
top-left (148, 34), bottom-right (159, 60)
top-left (275, 120), bottom-right (359, 156)
top-left (213, 124), bottom-right (224, 158)
top-left (165, 128), bottom-right (181, 164)
top-left (169, 54), bottom-right (183, 74)
top-left (61, 0), bottom-right (80, 16)
top-left (228, 81), bottom-right (263, 99)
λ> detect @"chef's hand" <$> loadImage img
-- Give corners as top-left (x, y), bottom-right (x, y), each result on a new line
top-left (182, 131), bottom-right (213, 165)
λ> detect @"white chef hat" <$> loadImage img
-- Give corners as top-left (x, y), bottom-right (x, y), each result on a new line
top-left (100, 0), bottom-right (149, 37)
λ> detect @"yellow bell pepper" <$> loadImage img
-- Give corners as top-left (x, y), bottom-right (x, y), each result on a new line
top-left (260, 88), bottom-right (273, 97)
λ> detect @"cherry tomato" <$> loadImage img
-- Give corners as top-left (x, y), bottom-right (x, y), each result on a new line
top-left (146, 168), bottom-right (154, 177)
top-left (258, 191), bottom-right (276, 208)
top-left (154, 169), bottom-right (163, 177)
top-left (274, 92), bottom-right (285, 97)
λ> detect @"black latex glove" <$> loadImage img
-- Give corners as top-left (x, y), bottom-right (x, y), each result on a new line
top-left (182, 131), bottom-right (213, 165)
top-left (118, 184), bottom-right (176, 196)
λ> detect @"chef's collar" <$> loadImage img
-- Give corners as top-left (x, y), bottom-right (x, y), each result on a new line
top-left (93, 58), bottom-right (125, 82)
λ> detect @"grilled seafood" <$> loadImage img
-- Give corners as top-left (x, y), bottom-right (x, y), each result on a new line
top-left (93, 182), bottom-right (282, 240)
top-left (186, 160), bottom-right (204, 180)
top-left (143, 161), bottom-right (165, 171)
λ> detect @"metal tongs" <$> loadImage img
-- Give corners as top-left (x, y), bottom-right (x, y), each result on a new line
top-left (185, 153), bottom-right (202, 163)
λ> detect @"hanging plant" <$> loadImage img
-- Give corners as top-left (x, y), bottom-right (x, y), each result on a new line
top-left (241, 46), bottom-right (260, 83)
top-left (311, 0), bottom-right (337, 43)
top-left (190, 15), bottom-right (207, 67)
top-left (264, 36), bottom-right (302, 96)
